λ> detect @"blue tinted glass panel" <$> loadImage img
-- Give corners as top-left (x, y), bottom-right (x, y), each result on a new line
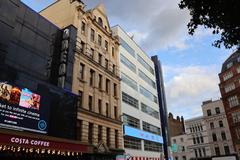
top-left (120, 54), bottom-right (136, 73)
top-left (137, 54), bottom-right (154, 75)
top-left (121, 72), bottom-right (138, 91)
top-left (120, 37), bottom-right (135, 57)
top-left (139, 69), bottom-right (156, 89)
top-left (140, 86), bottom-right (158, 104)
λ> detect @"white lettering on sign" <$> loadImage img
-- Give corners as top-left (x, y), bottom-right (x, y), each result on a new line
top-left (10, 137), bottom-right (50, 147)
top-left (60, 51), bottom-right (68, 63)
top-left (61, 40), bottom-right (69, 51)
top-left (63, 28), bottom-right (70, 39)
top-left (58, 63), bottom-right (66, 76)
top-left (58, 76), bottom-right (65, 88)
top-left (58, 28), bottom-right (70, 88)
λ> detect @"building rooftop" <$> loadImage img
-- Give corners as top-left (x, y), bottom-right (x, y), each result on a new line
top-left (111, 25), bottom-right (152, 59)
top-left (221, 50), bottom-right (240, 72)
top-left (185, 116), bottom-right (203, 123)
top-left (202, 99), bottom-right (221, 106)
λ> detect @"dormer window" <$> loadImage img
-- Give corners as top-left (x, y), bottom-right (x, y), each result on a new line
top-left (98, 17), bottom-right (103, 27)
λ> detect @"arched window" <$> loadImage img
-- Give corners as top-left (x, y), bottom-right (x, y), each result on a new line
top-left (98, 17), bottom-right (103, 27)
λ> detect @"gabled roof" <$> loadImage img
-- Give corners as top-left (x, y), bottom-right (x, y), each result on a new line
top-left (95, 3), bottom-right (106, 14)
top-left (89, 3), bottom-right (111, 31)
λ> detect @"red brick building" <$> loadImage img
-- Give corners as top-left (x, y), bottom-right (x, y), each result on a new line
top-left (219, 50), bottom-right (240, 156)
top-left (168, 113), bottom-right (185, 146)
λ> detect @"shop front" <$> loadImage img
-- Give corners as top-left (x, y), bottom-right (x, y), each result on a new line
top-left (0, 129), bottom-right (92, 159)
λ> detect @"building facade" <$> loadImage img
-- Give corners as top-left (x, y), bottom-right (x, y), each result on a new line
top-left (112, 26), bottom-right (163, 159)
top-left (152, 56), bottom-right (170, 160)
top-left (0, 0), bottom-right (94, 159)
top-left (219, 50), bottom-right (240, 156)
top-left (40, 0), bottom-right (123, 157)
top-left (202, 99), bottom-right (235, 156)
top-left (171, 134), bottom-right (190, 160)
top-left (168, 113), bottom-right (185, 145)
top-left (185, 116), bottom-right (211, 160)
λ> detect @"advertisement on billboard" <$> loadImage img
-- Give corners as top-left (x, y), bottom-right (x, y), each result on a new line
top-left (0, 82), bottom-right (48, 134)
top-left (124, 125), bottom-right (163, 143)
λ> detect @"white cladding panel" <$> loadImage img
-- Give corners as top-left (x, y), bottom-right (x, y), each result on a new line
top-left (112, 25), bottom-right (162, 157)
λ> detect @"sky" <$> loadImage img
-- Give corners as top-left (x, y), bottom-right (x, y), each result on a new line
top-left (21, 0), bottom-right (236, 119)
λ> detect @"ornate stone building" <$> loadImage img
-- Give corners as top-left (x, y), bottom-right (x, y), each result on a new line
top-left (171, 134), bottom-right (190, 160)
top-left (185, 116), bottom-right (211, 160)
top-left (202, 99), bottom-right (235, 156)
top-left (40, 0), bottom-right (123, 156)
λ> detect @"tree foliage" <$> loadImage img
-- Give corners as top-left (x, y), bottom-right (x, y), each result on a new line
top-left (179, 0), bottom-right (240, 49)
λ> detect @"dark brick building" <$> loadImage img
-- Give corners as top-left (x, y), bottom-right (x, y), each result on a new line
top-left (168, 113), bottom-right (185, 146)
top-left (219, 50), bottom-right (240, 157)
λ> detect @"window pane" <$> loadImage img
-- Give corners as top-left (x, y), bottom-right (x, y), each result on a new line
top-left (79, 63), bottom-right (84, 79)
top-left (139, 69), bottom-right (156, 89)
top-left (144, 140), bottom-right (162, 152)
top-left (90, 29), bottom-right (95, 42)
top-left (142, 121), bottom-right (161, 135)
top-left (122, 92), bottom-right (139, 109)
top-left (124, 136), bottom-right (141, 150)
top-left (121, 72), bottom-right (138, 91)
top-left (120, 54), bottom-right (136, 73)
top-left (119, 37), bottom-right (135, 57)
top-left (141, 103), bottom-right (159, 119)
top-left (224, 83), bottom-right (235, 93)
top-left (215, 107), bottom-right (220, 114)
top-left (123, 114), bottom-right (140, 128)
top-left (223, 72), bottom-right (233, 81)
top-left (137, 54), bottom-right (154, 75)
top-left (228, 95), bottom-right (239, 107)
top-left (140, 85), bottom-right (158, 104)
top-left (232, 111), bottom-right (240, 123)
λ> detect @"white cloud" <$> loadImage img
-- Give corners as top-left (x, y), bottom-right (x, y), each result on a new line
top-left (80, 0), bottom-right (223, 119)
top-left (127, 30), bottom-right (148, 45)
top-left (82, 0), bottom-right (191, 52)
top-left (164, 65), bottom-right (221, 119)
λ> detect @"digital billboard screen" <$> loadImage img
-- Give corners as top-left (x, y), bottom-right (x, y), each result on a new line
top-left (0, 82), bottom-right (47, 134)
top-left (124, 125), bottom-right (163, 143)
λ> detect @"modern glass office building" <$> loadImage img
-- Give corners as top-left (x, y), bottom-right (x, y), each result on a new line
top-left (112, 26), bottom-right (164, 160)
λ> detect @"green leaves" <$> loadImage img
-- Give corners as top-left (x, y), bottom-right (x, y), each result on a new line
top-left (179, 0), bottom-right (240, 49)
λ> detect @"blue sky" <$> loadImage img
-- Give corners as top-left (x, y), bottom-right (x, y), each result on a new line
top-left (22, 0), bottom-right (235, 119)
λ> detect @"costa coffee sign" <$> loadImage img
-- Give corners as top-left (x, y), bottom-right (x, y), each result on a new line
top-left (10, 137), bottom-right (49, 147)
top-left (0, 133), bottom-right (89, 152)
